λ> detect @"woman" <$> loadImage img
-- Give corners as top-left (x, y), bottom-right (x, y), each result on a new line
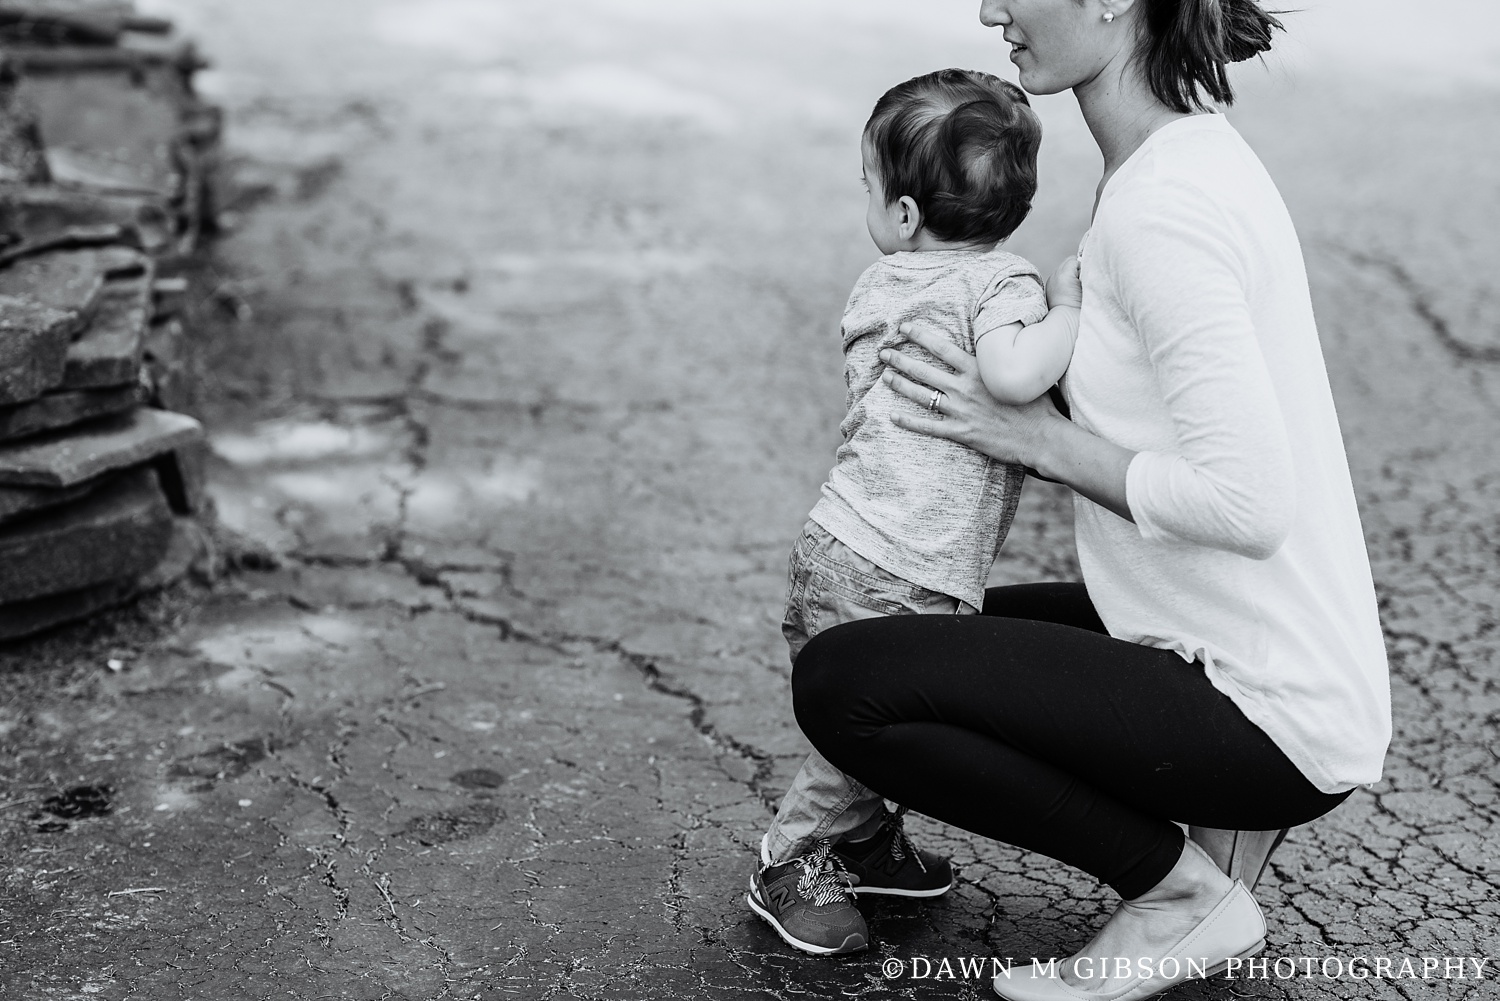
top-left (791, 1), bottom-right (1392, 998)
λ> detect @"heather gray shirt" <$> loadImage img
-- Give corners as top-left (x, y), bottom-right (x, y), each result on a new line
top-left (808, 248), bottom-right (1048, 608)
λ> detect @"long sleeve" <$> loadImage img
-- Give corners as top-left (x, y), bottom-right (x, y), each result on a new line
top-left (1104, 178), bottom-right (1296, 560)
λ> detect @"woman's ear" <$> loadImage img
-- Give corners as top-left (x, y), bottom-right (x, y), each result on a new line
top-left (896, 196), bottom-right (922, 240)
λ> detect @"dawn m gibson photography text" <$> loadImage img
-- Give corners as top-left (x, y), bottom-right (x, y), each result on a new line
top-left (882, 955), bottom-right (1492, 982)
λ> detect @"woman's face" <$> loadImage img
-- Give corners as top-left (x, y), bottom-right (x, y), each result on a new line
top-left (978, 0), bottom-right (1120, 96)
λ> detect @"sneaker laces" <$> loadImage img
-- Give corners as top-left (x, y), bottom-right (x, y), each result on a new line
top-left (795, 839), bottom-right (857, 906)
top-left (886, 808), bottom-right (928, 874)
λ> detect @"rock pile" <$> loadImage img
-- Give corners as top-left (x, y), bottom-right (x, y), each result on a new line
top-left (0, 0), bottom-right (220, 640)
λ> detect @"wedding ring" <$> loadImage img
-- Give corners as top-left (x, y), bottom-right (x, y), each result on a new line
top-left (928, 390), bottom-right (944, 414)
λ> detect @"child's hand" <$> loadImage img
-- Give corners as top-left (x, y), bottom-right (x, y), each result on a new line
top-left (1045, 255), bottom-right (1083, 311)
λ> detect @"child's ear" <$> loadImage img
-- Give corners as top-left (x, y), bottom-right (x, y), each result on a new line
top-left (896, 196), bottom-right (922, 240)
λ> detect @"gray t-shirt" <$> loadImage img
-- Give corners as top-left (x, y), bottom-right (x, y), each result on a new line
top-left (808, 248), bottom-right (1048, 608)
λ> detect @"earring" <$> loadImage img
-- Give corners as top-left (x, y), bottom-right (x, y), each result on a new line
top-left (1102, 9), bottom-right (1115, 21)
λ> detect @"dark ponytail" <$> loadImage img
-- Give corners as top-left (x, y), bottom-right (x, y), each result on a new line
top-left (1140, 0), bottom-right (1283, 114)
top-left (1220, 0), bottom-right (1281, 61)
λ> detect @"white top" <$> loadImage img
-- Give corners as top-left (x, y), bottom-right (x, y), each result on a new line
top-left (1067, 114), bottom-right (1390, 794)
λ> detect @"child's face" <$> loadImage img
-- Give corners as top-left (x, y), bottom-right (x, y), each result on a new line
top-left (862, 147), bottom-right (907, 255)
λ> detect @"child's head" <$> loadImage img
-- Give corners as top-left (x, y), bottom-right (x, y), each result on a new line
top-left (862, 68), bottom-right (1041, 254)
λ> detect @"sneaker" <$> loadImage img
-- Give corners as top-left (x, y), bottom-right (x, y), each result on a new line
top-left (746, 839), bottom-right (868, 955)
top-left (832, 809), bottom-right (954, 898)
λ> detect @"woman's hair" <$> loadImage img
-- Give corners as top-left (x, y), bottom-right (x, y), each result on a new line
top-left (1136, 0), bottom-right (1284, 113)
top-left (863, 68), bottom-right (1041, 245)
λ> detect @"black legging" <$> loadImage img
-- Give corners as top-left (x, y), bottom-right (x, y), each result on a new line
top-left (792, 583), bottom-right (1351, 900)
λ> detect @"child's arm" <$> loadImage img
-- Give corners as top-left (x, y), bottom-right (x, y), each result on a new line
top-left (974, 308), bottom-right (1079, 405)
top-left (974, 257), bottom-right (1082, 405)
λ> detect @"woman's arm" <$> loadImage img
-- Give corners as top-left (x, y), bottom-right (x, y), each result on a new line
top-left (888, 180), bottom-right (1298, 561)
top-left (1104, 180), bottom-right (1295, 560)
top-left (879, 325), bottom-right (1135, 522)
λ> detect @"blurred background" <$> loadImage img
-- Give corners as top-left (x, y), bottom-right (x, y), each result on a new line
top-left (2, 1), bottom-right (1496, 998)
top-left (147, 0), bottom-right (1500, 540)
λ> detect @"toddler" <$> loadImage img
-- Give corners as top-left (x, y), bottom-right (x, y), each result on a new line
top-left (746, 69), bottom-right (1081, 956)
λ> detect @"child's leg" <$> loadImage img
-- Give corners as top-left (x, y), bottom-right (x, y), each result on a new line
top-left (765, 523), bottom-right (974, 865)
top-left (764, 749), bottom-right (883, 864)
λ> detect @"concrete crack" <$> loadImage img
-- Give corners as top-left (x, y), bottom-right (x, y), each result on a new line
top-left (604, 640), bottom-right (777, 806)
top-left (1327, 244), bottom-right (1500, 363)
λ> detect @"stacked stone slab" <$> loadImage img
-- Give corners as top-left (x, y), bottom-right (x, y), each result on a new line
top-left (0, 0), bottom-right (220, 640)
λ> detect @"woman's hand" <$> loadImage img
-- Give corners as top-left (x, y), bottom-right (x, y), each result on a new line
top-left (881, 321), bottom-right (1138, 522)
top-left (880, 321), bottom-right (1063, 469)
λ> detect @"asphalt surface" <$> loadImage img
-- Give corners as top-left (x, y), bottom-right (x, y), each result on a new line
top-left (2, 2), bottom-right (1498, 999)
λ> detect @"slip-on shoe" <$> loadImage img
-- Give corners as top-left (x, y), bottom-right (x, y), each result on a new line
top-left (991, 879), bottom-right (1266, 1001)
top-left (1188, 826), bottom-right (1289, 891)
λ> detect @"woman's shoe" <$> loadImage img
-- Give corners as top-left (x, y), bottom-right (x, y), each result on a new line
top-left (1187, 827), bottom-right (1289, 891)
top-left (991, 879), bottom-right (1266, 1001)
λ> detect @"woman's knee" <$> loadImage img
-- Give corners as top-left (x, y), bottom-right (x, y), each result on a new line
top-left (790, 622), bottom-right (861, 744)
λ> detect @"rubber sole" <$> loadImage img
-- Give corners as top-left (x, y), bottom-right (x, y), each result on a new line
top-left (745, 881), bottom-right (868, 956)
top-left (851, 877), bottom-right (955, 898)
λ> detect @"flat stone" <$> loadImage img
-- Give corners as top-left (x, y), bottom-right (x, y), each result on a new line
top-left (0, 407), bottom-right (203, 487)
top-left (0, 576), bottom-right (135, 642)
top-left (62, 272), bottom-right (152, 390)
top-left (0, 384), bottom-right (144, 442)
top-left (3, 36), bottom-right (201, 74)
top-left (0, 185), bottom-right (173, 254)
top-left (0, 297), bottom-right (76, 405)
top-left (0, 466), bottom-right (172, 604)
top-left (0, 501), bottom-right (206, 640)
top-left (0, 224), bottom-right (126, 270)
top-left (0, 246), bottom-right (132, 325)
top-left (0, 469), bottom-right (114, 526)
top-left (0, 82), bottom-right (48, 185)
top-left (0, 249), bottom-right (145, 378)
top-left (19, 68), bottom-right (186, 197)
top-left (0, 5), bottom-right (133, 47)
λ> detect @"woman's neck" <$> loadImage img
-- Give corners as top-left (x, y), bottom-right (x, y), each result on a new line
top-left (1074, 64), bottom-right (1193, 210)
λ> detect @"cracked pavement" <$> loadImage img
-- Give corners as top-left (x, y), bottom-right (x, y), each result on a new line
top-left (1, 2), bottom-right (1497, 999)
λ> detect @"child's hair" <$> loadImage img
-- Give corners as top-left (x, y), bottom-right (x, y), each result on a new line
top-left (863, 69), bottom-right (1041, 246)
